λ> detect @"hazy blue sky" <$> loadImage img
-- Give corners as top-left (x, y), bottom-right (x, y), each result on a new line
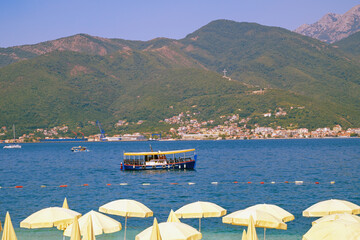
top-left (0, 0), bottom-right (359, 47)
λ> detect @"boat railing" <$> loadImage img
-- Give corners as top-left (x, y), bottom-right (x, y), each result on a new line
top-left (124, 159), bottom-right (146, 165)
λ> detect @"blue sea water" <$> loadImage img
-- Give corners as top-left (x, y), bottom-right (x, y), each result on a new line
top-left (0, 138), bottom-right (360, 240)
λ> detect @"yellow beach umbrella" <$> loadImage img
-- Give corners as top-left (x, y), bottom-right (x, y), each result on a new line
top-left (150, 218), bottom-right (162, 240)
top-left (62, 197), bottom-right (69, 209)
top-left (64, 210), bottom-right (121, 237)
top-left (247, 215), bottom-right (258, 240)
top-left (82, 215), bottom-right (96, 240)
top-left (246, 204), bottom-right (294, 222)
top-left (223, 208), bottom-right (286, 240)
top-left (175, 201), bottom-right (226, 231)
top-left (135, 222), bottom-right (202, 240)
top-left (1, 212), bottom-right (17, 240)
top-left (242, 229), bottom-right (247, 240)
top-left (303, 199), bottom-right (360, 217)
top-left (20, 207), bottom-right (81, 230)
top-left (303, 219), bottom-right (360, 240)
top-left (312, 213), bottom-right (360, 225)
top-left (70, 217), bottom-right (81, 240)
top-left (99, 199), bottom-right (153, 240)
top-left (167, 210), bottom-right (181, 223)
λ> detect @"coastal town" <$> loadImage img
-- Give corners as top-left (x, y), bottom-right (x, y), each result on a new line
top-left (1, 112), bottom-right (359, 143)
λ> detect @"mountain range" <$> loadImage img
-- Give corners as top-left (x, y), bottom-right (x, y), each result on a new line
top-left (1, 18), bottom-right (360, 135)
top-left (295, 5), bottom-right (360, 43)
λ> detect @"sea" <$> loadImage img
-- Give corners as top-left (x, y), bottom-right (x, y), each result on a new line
top-left (0, 138), bottom-right (359, 240)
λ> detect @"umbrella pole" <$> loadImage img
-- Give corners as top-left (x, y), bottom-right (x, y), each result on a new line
top-left (199, 218), bottom-right (201, 232)
top-left (264, 228), bottom-right (266, 240)
top-left (124, 216), bottom-right (128, 240)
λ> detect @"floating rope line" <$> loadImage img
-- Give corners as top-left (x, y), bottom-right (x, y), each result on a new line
top-left (0, 180), bottom-right (336, 190)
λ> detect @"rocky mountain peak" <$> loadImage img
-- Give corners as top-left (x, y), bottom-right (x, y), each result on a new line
top-left (295, 5), bottom-right (360, 43)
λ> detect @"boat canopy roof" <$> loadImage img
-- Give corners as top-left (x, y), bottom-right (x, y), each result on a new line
top-left (124, 149), bottom-right (195, 156)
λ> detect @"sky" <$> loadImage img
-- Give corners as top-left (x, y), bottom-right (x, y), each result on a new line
top-left (0, 0), bottom-right (359, 47)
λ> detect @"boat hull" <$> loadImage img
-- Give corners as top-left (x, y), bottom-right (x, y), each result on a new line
top-left (123, 160), bottom-right (196, 170)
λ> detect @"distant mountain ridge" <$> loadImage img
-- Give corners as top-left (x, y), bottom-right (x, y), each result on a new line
top-left (295, 5), bottom-right (360, 43)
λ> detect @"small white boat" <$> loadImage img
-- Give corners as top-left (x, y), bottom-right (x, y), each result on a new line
top-left (71, 146), bottom-right (88, 152)
top-left (3, 124), bottom-right (21, 149)
top-left (3, 144), bottom-right (21, 149)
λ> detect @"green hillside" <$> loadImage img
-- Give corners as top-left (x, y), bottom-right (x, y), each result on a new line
top-left (333, 31), bottom-right (360, 58)
top-left (1, 20), bottom-right (360, 135)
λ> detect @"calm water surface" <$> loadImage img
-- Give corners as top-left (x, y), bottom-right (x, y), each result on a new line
top-left (1, 139), bottom-right (360, 240)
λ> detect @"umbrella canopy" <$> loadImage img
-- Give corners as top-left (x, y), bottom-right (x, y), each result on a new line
top-left (175, 201), bottom-right (226, 231)
top-left (312, 213), bottom-right (360, 226)
top-left (64, 210), bottom-right (121, 237)
top-left (247, 215), bottom-right (258, 240)
top-left (99, 199), bottom-right (152, 240)
top-left (99, 199), bottom-right (153, 218)
top-left (167, 210), bottom-right (181, 223)
top-left (246, 204), bottom-right (294, 222)
top-left (150, 218), bottom-right (162, 240)
top-left (20, 207), bottom-right (81, 230)
top-left (70, 217), bottom-right (81, 240)
top-left (175, 201), bottom-right (226, 218)
top-left (135, 222), bottom-right (202, 240)
top-left (222, 208), bottom-right (287, 230)
top-left (1, 212), bottom-right (17, 240)
top-left (303, 219), bottom-right (360, 240)
top-left (82, 215), bottom-right (96, 240)
top-left (303, 199), bottom-right (360, 217)
top-left (241, 230), bottom-right (247, 240)
top-left (62, 197), bottom-right (69, 209)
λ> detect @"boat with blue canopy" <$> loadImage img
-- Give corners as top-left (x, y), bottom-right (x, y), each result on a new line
top-left (121, 149), bottom-right (197, 170)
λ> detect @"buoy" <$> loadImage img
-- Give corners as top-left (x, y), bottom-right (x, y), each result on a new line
top-left (119, 183), bottom-right (128, 186)
top-left (247, 182), bottom-right (252, 184)
top-left (295, 181), bottom-right (303, 185)
top-left (170, 183), bottom-right (178, 185)
top-left (15, 186), bottom-right (23, 188)
top-left (142, 183), bottom-right (151, 186)
top-left (271, 181), bottom-right (275, 184)
top-left (106, 183), bottom-right (111, 186)
top-left (59, 185), bottom-right (68, 188)
top-left (40, 185), bottom-right (46, 188)
top-left (315, 182), bottom-right (319, 184)
top-left (233, 181), bottom-right (238, 184)
top-left (330, 181), bottom-right (335, 184)
top-left (83, 184), bottom-right (89, 186)
top-left (284, 181), bottom-right (289, 184)
top-left (260, 182), bottom-right (265, 184)
top-left (188, 182), bottom-right (195, 185)
top-left (211, 182), bottom-right (218, 185)
top-left (120, 162), bottom-right (123, 170)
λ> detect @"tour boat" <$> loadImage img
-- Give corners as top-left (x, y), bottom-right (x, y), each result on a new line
top-left (3, 124), bottom-right (21, 149)
top-left (121, 149), bottom-right (197, 170)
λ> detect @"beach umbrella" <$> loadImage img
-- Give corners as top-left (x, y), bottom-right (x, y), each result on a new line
top-left (167, 210), bottom-right (181, 223)
top-left (241, 229), bottom-right (247, 240)
top-left (150, 218), bottom-right (162, 240)
top-left (63, 210), bottom-right (121, 237)
top-left (303, 219), bottom-right (360, 240)
top-left (62, 197), bottom-right (69, 209)
top-left (312, 213), bottom-right (360, 225)
top-left (247, 215), bottom-right (258, 240)
top-left (69, 217), bottom-right (81, 240)
top-left (246, 204), bottom-right (294, 222)
top-left (135, 222), bottom-right (202, 240)
top-left (20, 207), bottom-right (81, 230)
top-left (99, 199), bottom-right (153, 240)
top-left (1, 212), bottom-right (17, 240)
top-left (303, 199), bottom-right (360, 217)
top-left (82, 215), bottom-right (96, 240)
top-left (222, 208), bottom-right (286, 240)
top-left (175, 201), bottom-right (226, 231)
